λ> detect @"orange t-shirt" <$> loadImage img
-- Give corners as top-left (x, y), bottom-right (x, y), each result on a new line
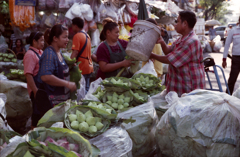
top-left (72, 32), bottom-right (93, 75)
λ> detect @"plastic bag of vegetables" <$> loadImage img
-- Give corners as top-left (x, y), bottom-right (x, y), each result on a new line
top-left (24, 127), bottom-right (98, 157)
top-left (101, 91), bottom-right (134, 111)
top-left (132, 73), bottom-right (161, 91)
top-left (37, 100), bottom-right (77, 128)
top-left (89, 127), bottom-right (133, 157)
top-left (65, 106), bottom-right (111, 137)
top-left (101, 77), bottom-right (141, 92)
top-left (117, 100), bottom-right (158, 157)
top-left (0, 80), bottom-right (32, 134)
top-left (0, 130), bottom-right (21, 152)
top-left (156, 89), bottom-right (240, 157)
top-left (84, 78), bottom-right (103, 101)
top-left (81, 100), bottom-right (117, 120)
top-left (130, 90), bottom-right (149, 106)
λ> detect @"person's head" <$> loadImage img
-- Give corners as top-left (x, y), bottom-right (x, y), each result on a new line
top-left (44, 24), bottom-right (69, 48)
top-left (100, 18), bottom-right (119, 42)
top-left (175, 11), bottom-right (197, 34)
top-left (72, 17), bottom-right (84, 33)
top-left (15, 39), bottom-right (23, 48)
top-left (27, 32), bottom-right (44, 50)
top-left (229, 25), bottom-right (233, 29)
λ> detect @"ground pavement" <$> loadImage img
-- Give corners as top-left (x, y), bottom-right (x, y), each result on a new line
top-left (203, 46), bottom-right (240, 94)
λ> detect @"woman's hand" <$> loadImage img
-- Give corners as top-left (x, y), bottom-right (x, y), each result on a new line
top-left (66, 81), bottom-right (77, 92)
top-left (122, 59), bottom-right (134, 68)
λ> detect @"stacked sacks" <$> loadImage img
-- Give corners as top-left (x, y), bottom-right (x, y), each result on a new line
top-left (155, 89), bottom-right (240, 157)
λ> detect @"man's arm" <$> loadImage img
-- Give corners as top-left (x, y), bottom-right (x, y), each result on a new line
top-left (150, 53), bottom-right (171, 64)
top-left (71, 50), bottom-right (78, 59)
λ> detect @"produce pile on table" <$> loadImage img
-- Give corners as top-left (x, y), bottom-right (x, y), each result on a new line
top-left (0, 53), bottom-right (17, 63)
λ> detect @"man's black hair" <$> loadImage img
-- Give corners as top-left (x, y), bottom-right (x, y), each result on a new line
top-left (179, 11), bottom-right (197, 29)
top-left (72, 17), bottom-right (84, 29)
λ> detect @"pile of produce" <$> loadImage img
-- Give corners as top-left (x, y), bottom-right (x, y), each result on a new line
top-left (155, 89), bottom-right (240, 157)
top-left (63, 54), bottom-right (82, 100)
top-left (0, 53), bottom-right (17, 63)
top-left (0, 130), bottom-right (21, 152)
top-left (65, 106), bottom-right (110, 137)
top-left (5, 69), bottom-right (26, 82)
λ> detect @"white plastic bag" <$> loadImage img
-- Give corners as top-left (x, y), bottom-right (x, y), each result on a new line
top-left (0, 97), bottom-right (13, 131)
top-left (91, 29), bottom-right (100, 47)
top-left (134, 60), bottom-right (158, 77)
top-left (204, 39), bottom-right (212, 52)
top-left (77, 75), bottom-right (86, 101)
top-left (89, 127), bottom-right (133, 157)
top-left (233, 87), bottom-right (240, 99)
top-left (117, 100), bottom-right (158, 157)
top-left (156, 89), bottom-right (240, 157)
top-left (213, 35), bottom-right (222, 52)
top-left (84, 78), bottom-right (103, 101)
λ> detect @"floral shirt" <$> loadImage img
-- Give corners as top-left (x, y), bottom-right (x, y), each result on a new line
top-left (166, 31), bottom-right (205, 96)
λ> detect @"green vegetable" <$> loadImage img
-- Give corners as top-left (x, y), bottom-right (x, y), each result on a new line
top-left (106, 109), bottom-right (112, 114)
top-left (79, 122), bottom-right (89, 132)
top-left (113, 92), bottom-right (118, 98)
top-left (118, 99), bottom-right (124, 105)
top-left (11, 59), bottom-right (17, 63)
top-left (107, 96), bottom-right (112, 101)
top-left (123, 103), bottom-right (129, 108)
top-left (95, 117), bottom-right (102, 124)
top-left (118, 105), bottom-right (124, 110)
top-left (119, 94), bottom-right (124, 99)
top-left (70, 121), bottom-right (79, 130)
top-left (0, 57), bottom-right (3, 61)
top-left (112, 97), bottom-right (118, 103)
top-left (95, 122), bottom-right (104, 131)
top-left (124, 97), bottom-right (131, 103)
top-left (89, 126), bottom-right (97, 134)
top-left (106, 101), bottom-right (112, 105)
top-left (77, 112), bottom-right (86, 123)
top-left (85, 110), bottom-right (93, 118)
top-left (86, 116), bottom-right (95, 126)
top-left (3, 58), bottom-right (10, 62)
top-left (111, 103), bottom-right (118, 109)
top-left (68, 114), bottom-right (77, 122)
top-left (69, 62), bottom-right (82, 100)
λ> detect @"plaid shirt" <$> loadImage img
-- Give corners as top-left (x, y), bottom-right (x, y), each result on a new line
top-left (166, 31), bottom-right (205, 96)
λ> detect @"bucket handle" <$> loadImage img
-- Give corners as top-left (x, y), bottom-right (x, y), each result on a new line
top-left (129, 27), bottom-right (154, 40)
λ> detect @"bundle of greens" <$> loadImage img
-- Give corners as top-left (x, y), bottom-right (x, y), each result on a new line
top-left (81, 100), bottom-right (117, 120)
top-left (92, 87), bottom-right (105, 100)
top-left (132, 73), bottom-right (161, 91)
top-left (5, 69), bottom-right (26, 82)
top-left (130, 90), bottom-right (149, 106)
top-left (23, 127), bottom-right (96, 157)
top-left (65, 106), bottom-right (110, 137)
top-left (101, 77), bottom-right (141, 92)
top-left (101, 91), bottom-right (134, 111)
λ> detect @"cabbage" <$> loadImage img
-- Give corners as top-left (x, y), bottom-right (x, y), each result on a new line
top-left (89, 126), bottom-right (97, 134)
top-left (95, 122), bottom-right (104, 131)
top-left (86, 116), bottom-right (95, 126)
top-left (68, 114), bottom-right (77, 122)
top-left (79, 122), bottom-right (89, 132)
top-left (77, 112), bottom-right (86, 123)
top-left (85, 110), bottom-right (93, 118)
top-left (70, 121), bottom-right (79, 130)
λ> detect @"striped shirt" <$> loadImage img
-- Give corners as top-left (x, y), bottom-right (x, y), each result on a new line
top-left (166, 31), bottom-right (205, 96)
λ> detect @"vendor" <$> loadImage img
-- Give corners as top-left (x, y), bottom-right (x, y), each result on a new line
top-left (150, 11), bottom-right (205, 96)
top-left (23, 31), bottom-right (44, 127)
top-left (96, 18), bottom-right (134, 79)
top-left (38, 24), bottom-right (77, 106)
top-left (13, 39), bottom-right (26, 60)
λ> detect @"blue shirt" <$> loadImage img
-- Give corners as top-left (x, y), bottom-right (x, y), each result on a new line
top-left (38, 46), bottom-right (67, 91)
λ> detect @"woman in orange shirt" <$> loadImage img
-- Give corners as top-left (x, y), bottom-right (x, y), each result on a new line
top-left (23, 31), bottom-right (44, 127)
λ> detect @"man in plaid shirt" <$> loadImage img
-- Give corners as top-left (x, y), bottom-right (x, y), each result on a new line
top-left (150, 11), bottom-right (205, 96)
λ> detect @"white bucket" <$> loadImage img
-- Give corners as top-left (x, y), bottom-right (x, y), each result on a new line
top-left (126, 20), bottom-right (161, 61)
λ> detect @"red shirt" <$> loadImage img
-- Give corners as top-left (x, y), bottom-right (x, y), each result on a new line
top-left (96, 39), bottom-right (128, 79)
top-left (166, 31), bottom-right (205, 96)
top-left (23, 46), bottom-right (43, 95)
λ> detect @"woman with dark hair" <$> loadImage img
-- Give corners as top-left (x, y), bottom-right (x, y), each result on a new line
top-left (38, 24), bottom-right (76, 107)
top-left (13, 39), bottom-right (26, 59)
top-left (96, 18), bottom-right (134, 79)
top-left (23, 31), bottom-right (44, 127)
